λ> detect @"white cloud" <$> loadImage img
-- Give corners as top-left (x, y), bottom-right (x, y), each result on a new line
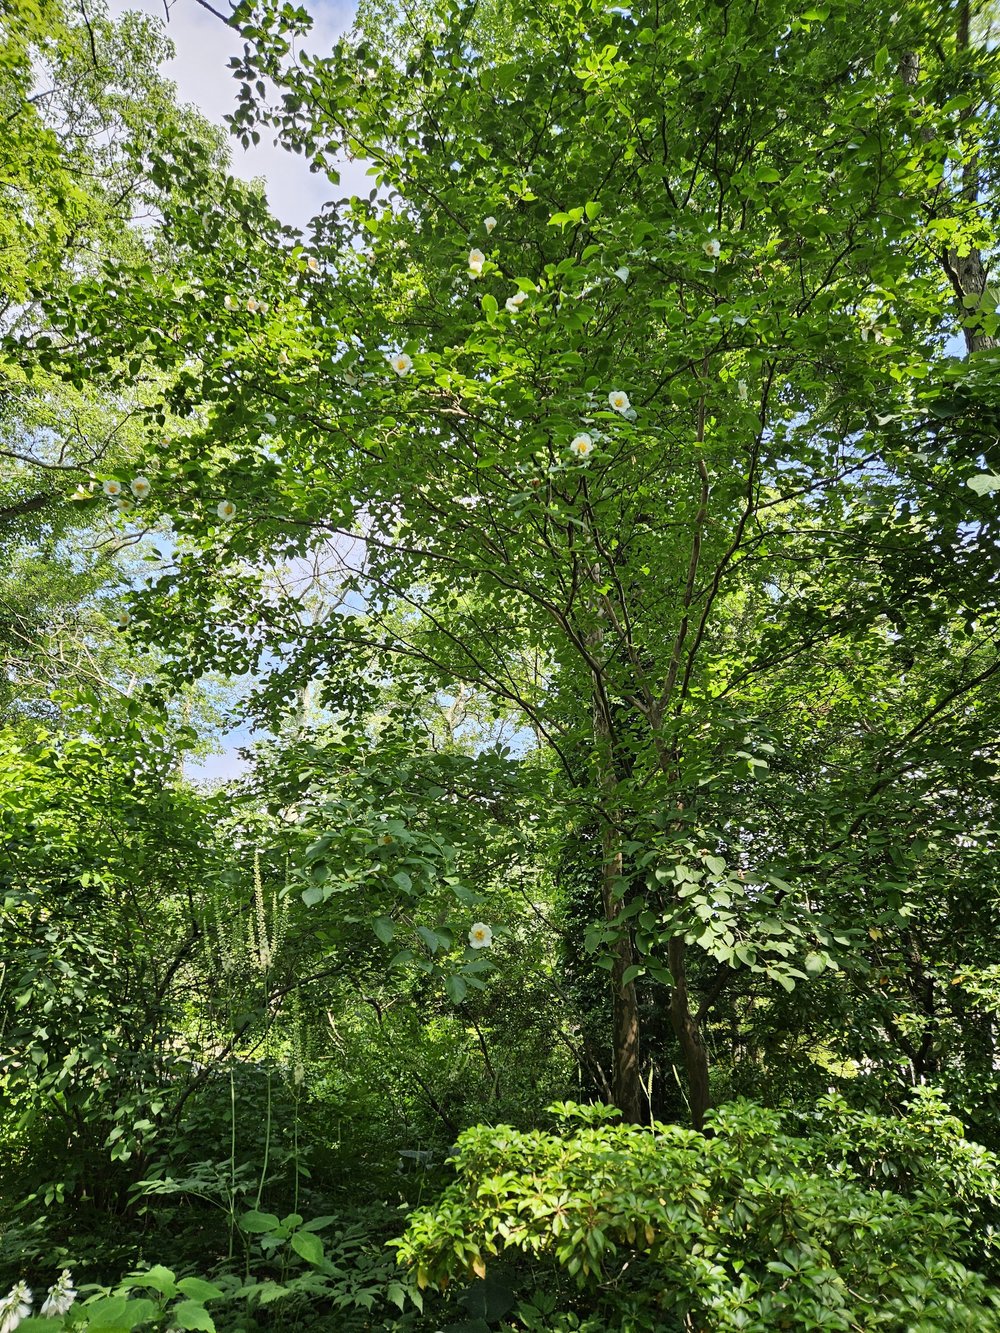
top-left (109, 0), bottom-right (369, 228)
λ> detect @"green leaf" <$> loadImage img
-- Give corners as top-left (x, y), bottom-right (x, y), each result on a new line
top-left (373, 915), bottom-right (395, 943)
top-left (120, 1265), bottom-right (178, 1297)
top-left (241, 1209), bottom-right (281, 1234)
top-left (305, 834), bottom-right (334, 859)
top-left (290, 1229), bottom-right (325, 1266)
top-left (444, 974), bottom-right (468, 1003)
top-left (874, 45), bottom-right (888, 74)
top-left (171, 1300), bottom-right (216, 1331)
top-left (416, 925), bottom-right (440, 952)
top-left (87, 1296), bottom-right (157, 1329)
top-left (175, 1278), bottom-right (224, 1302)
top-left (967, 474), bottom-right (1000, 495)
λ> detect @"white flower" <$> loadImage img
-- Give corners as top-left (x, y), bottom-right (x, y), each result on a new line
top-left (569, 433), bottom-right (593, 457)
top-left (388, 352), bottom-right (413, 377)
top-left (278, 349), bottom-right (290, 366)
top-left (468, 922), bottom-right (493, 949)
top-left (737, 380), bottom-right (748, 402)
top-left (217, 499), bottom-right (237, 521)
top-left (608, 390), bottom-right (630, 413)
top-left (259, 301), bottom-right (269, 314)
top-left (505, 290), bottom-right (527, 314)
top-left (40, 1272), bottom-right (76, 1319)
top-left (116, 609), bottom-right (131, 627)
top-left (130, 476), bottom-right (151, 499)
top-left (103, 479), bottom-right (122, 497)
top-left (703, 239), bottom-right (721, 258)
top-left (307, 256), bottom-right (320, 272)
top-left (484, 216), bottom-right (497, 234)
top-left (246, 297), bottom-right (258, 313)
top-left (614, 266), bottom-right (630, 282)
top-left (115, 497), bottom-right (134, 513)
top-left (223, 295), bottom-right (236, 310)
top-left (0, 1282), bottom-right (32, 1333)
top-left (468, 248), bottom-right (485, 276)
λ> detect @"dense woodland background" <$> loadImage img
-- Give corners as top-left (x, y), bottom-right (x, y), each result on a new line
top-left (3, 0), bottom-right (1000, 1327)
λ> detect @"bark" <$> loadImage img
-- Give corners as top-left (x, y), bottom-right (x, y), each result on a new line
top-left (902, 14), bottom-right (997, 354)
top-left (668, 936), bottom-right (711, 1132)
top-left (602, 827), bottom-right (643, 1123)
top-left (590, 672), bottom-right (643, 1123)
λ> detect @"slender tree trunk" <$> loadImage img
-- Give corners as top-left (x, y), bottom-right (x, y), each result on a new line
top-left (902, 11), bottom-right (997, 354)
top-left (591, 681), bottom-right (643, 1123)
top-left (667, 937), bottom-right (711, 1131)
top-left (601, 824), bottom-right (643, 1123)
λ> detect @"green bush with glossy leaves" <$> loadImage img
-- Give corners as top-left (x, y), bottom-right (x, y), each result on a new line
top-left (396, 1096), bottom-right (1000, 1332)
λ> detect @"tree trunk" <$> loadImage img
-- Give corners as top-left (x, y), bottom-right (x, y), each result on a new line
top-left (602, 829), bottom-right (643, 1123)
top-left (667, 937), bottom-right (711, 1131)
top-left (591, 677), bottom-right (644, 1123)
top-left (902, 13), bottom-right (997, 354)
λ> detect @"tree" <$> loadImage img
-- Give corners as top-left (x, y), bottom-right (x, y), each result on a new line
top-left (20, 0), bottom-right (1000, 1134)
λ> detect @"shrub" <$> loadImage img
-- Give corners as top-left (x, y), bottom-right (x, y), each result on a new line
top-left (395, 1096), bottom-right (1000, 1332)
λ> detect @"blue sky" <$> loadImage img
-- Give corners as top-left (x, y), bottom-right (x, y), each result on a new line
top-left (109, 0), bottom-right (369, 230)
top-left (104, 0), bottom-right (370, 777)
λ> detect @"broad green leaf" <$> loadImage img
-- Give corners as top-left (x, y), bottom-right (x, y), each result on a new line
top-left (290, 1229), bottom-right (325, 1266)
top-left (170, 1300), bottom-right (216, 1331)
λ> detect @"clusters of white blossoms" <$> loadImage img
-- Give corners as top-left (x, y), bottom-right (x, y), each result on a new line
top-left (104, 474), bottom-right (235, 525)
top-left (469, 216), bottom-right (498, 273)
top-left (468, 922), bottom-right (493, 949)
top-left (0, 1283), bottom-right (30, 1333)
top-left (567, 390), bottom-right (633, 461)
top-left (222, 295), bottom-right (270, 313)
top-left (41, 1272), bottom-right (77, 1317)
top-left (0, 1272), bottom-right (77, 1332)
top-left (103, 475), bottom-right (150, 505)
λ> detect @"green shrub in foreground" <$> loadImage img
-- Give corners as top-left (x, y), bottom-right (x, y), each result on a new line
top-left (396, 1094), bottom-right (1000, 1332)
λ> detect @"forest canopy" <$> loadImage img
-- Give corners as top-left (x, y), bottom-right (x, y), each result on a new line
top-left (2, 0), bottom-right (1000, 1328)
